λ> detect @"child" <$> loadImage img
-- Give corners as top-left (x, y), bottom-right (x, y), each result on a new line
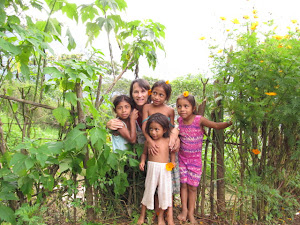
top-left (176, 92), bottom-right (232, 224)
top-left (141, 80), bottom-right (180, 221)
top-left (138, 113), bottom-right (176, 225)
top-left (111, 95), bottom-right (138, 152)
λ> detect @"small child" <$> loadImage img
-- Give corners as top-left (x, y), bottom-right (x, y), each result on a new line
top-left (138, 113), bottom-right (176, 225)
top-left (176, 92), bottom-right (232, 224)
top-left (142, 80), bottom-right (175, 153)
top-left (111, 95), bottom-right (138, 152)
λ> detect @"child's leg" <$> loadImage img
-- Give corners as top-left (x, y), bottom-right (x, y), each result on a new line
top-left (157, 208), bottom-right (166, 225)
top-left (137, 204), bottom-right (147, 225)
top-left (166, 206), bottom-right (175, 225)
top-left (187, 184), bottom-right (198, 224)
top-left (177, 183), bottom-right (188, 221)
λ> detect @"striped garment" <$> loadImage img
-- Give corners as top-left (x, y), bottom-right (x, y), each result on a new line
top-left (178, 115), bottom-right (204, 187)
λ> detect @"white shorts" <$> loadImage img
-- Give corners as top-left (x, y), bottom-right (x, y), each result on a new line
top-left (141, 161), bottom-right (172, 210)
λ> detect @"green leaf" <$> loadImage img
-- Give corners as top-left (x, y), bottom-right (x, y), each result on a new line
top-left (89, 127), bottom-right (106, 146)
top-left (44, 66), bottom-right (63, 79)
top-left (61, 3), bottom-right (78, 22)
top-left (0, 38), bottom-right (21, 55)
top-left (20, 62), bottom-right (30, 80)
top-left (129, 158), bottom-right (139, 167)
top-left (64, 126), bottom-right (88, 151)
top-left (9, 153), bottom-right (27, 175)
top-left (80, 4), bottom-right (99, 23)
top-left (47, 141), bottom-right (63, 154)
top-left (25, 157), bottom-right (35, 170)
top-left (65, 92), bottom-right (77, 106)
top-left (66, 28), bottom-right (76, 51)
top-left (107, 153), bottom-right (118, 170)
top-left (19, 176), bottom-right (33, 195)
top-left (52, 107), bottom-right (70, 126)
top-left (0, 204), bottom-right (16, 225)
top-left (36, 153), bottom-right (48, 167)
top-left (0, 8), bottom-right (6, 25)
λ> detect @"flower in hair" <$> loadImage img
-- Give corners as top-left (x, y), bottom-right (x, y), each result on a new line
top-left (183, 91), bottom-right (189, 97)
top-left (148, 89), bottom-right (152, 96)
top-left (166, 162), bottom-right (175, 171)
top-left (165, 80), bottom-right (169, 84)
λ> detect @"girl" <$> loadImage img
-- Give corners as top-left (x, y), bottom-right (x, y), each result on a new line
top-left (176, 92), bottom-right (232, 224)
top-left (142, 80), bottom-right (175, 154)
top-left (111, 95), bottom-right (138, 152)
top-left (138, 113), bottom-right (175, 225)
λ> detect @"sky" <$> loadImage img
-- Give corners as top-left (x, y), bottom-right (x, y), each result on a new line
top-left (49, 0), bottom-right (300, 81)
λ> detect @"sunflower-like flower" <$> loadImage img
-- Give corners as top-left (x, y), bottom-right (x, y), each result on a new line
top-left (251, 21), bottom-right (259, 30)
top-left (148, 89), bottom-right (152, 96)
top-left (165, 80), bottom-right (169, 84)
top-left (231, 18), bottom-right (240, 24)
top-left (252, 149), bottom-right (261, 155)
top-left (265, 92), bottom-right (277, 96)
top-left (243, 15), bottom-right (249, 19)
top-left (291, 19), bottom-right (297, 24)
top-left (166, 162), bottom-right (175, 171)
top-left (253, 10), bottom-right (257, 14)
top-left (183, 91), bottom-right (189, 97)
top-left (199, 36), bottom-right (206, 40)
top-left (220, 17), bottom-right (226, 21)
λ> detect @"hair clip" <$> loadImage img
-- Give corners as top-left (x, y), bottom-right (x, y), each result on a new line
top-left (183, 91), bottom-right (189, 97)
top-left (148, 89), bottom-right (152, 96)
top-left (165, 80), bottom-right (169, 84)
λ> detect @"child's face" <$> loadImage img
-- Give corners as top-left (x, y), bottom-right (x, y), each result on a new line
top-left (176, 98), bottom-right (195, 119)
top-left (148, 122), bottom-right (165, 140)
top-left (115, 101), bottom-right (131, 120)
top-left (151, 86), bottom-right (167, 106)
top-left (132, 82), bottom-right (148, 107)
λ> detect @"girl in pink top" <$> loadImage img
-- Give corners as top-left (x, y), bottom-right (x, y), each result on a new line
top-left (176, 93), bottom-right (232, 224)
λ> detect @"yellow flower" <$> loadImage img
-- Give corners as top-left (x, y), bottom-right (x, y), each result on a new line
top-left (273, 35), bottom-right (283, 40)
top-left (165, 80), bottom-right (169, 84)
top-left (296, 27), bottom-right (300, 32)
top-left (183, 91), bottom-right (189, 97)
top-left (253, 9), bottom-right (257, 14)
top-left (220, 17), bottom-right (226, 20)
top-left (252, 149), bottom-right (261, 155)
top-left (291, 19), bottom-right (297, 24)
top-left (254, 15), bottom-right (258, 19)
top-left (287, 26), bottom-right (291, 30)
top-left (279, 70), bottom-right (283, 73)
top-left (251, 21), bottom-right (259, 30)
top-left (265, 92), bottom-right (277, 96)
top-left (273, 26), bottom-right (278, 30)
top-left (166, 162), bottom-right (175, 171)
top-left (284, 35), bottom-right (291, 39)
top-left (232, 18), bottom-right (240, 24)
top-left (218, 49), bottom-right (223, 53)
top-left (148, 89), bottom-right (152, 96)
top-left (226, 29), bottom-right (230, 32)
top-left (209, 55), bottom-right (213, 58)
top-left (199, 36), bottom-right (206, 40)
top-left (278, 44), bottom-right (283, 48)
top-left (275, 85), bottom-right (279, 89)
top-left (243, 15), bottom-right (249, 19)
top-left (286, 45), bottom-right (292, 49)
top-left (260, 60), bottom-right (264, 63)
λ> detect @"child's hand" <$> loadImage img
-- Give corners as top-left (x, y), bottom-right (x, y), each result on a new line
top-left (130, 109), bottom-right (139, 121)
top-left (147, 139), bottom-right (159, 155)
top-left (139, 162), bottom-right (145, 171)
top-left (171, 161), bottom-right (176, 168)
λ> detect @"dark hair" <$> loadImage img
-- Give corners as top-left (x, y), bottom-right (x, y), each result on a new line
top-left (145, 113), bottom-right (170, 138)
top-left (113, 95), bottom-right (134, 111)
top-left (151, 80), bottom-right (172, 102)
top-left (176, 94), bottom-right (197, 114)
top-left (129, 79), bottom-right (151, 108)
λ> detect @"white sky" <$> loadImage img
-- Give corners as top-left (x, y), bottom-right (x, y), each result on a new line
top-left (50, 0), bottom-right (300, 81)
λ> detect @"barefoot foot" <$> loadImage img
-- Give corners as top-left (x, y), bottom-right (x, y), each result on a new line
top-left (137, 216), bottom-right (144, 225)
top-left (187, 213), bottom-right (197, 224)
top-left (177, 210), bottom-right (187, 222)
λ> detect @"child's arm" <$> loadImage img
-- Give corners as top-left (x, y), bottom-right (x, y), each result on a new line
top-left (118, 109), bottom-right (138, 143)
top-left (200, 116), bottom-right (232, 130)
top-left (170, 151), bottom-right (176, 166)
top-left (139, 142), bottom-right (148, 171)
top-left (168, 107), bottom-right (180, 151)
top-left (142, 104), bottom-right (159, 155)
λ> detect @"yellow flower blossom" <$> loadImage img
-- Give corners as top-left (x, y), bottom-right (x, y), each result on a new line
top-left (260, 60), bottom-right (264, 63)
top-left (275, 85), bottom-right (279, 89)
top-left (273, 26), bottom-right (278, 30)
top-left (148, 89), bottom-right (152, 96)
top-left (278, 44), bottom-right (283, 48)
top-left (279, 70), bottom-right (283, 73)
top-left (226, 29), bottom-right (230, 32)
top-left (251, 21), bottom-right (259, 30)
top-left (220, 17), bottom-right (226, 20)
top-left (291, 19), bottom-right (297, 24)
top-left (284, 35), bottom-right (291, 39)
top-left (183, 91), bottom-right (189, 97)
top-left (209, 55), bottom-right (213, 58)
top-left (286, 45), bottom-right (292, 49)
top-left (273, 35), bottom-right (283, 40)
top-left (253, 10), bottom-right (257, 14)
top-left (165, 80), bottom-right (169, 84)
top-left (252, 149), bottom-right (261, 155)
top-left (243, 15), bottom-right (249, 19)
top-left (296, 27), bottom-right (300, 32)
top-left (218, 49), bottom-right (223, 53)
top-left (232, 18), bottom-right (240, 24)
top-left (254, 15), bottom-right (258, 19)
top-left (287, 26), bottom-right (291, 30)
top-left (166, 162), bottom-right (175, 171)
top-left (265, 92), bottom-right (277, 96)
top-left (199, 36), bottom-right (206, 40)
